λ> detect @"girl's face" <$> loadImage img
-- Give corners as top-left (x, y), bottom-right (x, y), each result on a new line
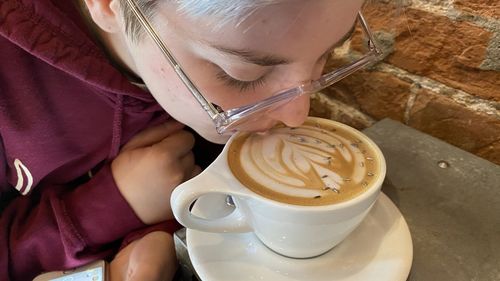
top-left (126, 0), bottom-right (364, 143)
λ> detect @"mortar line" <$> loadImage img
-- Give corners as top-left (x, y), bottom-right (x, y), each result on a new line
top-left (375, 63), bottom-right (500, 118)
top-left (404, 85), bottom-right (419, 125)
top-left (408, 0), bottom-right (500, 31)
top-left (312, 92), bottom-right (376, 127)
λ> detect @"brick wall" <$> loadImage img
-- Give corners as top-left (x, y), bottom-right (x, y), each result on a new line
top-left (311, 0), bottom-right (500, 165)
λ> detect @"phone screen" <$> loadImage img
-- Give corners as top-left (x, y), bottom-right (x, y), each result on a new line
top-left (49, 267), bottom-right (104, 281)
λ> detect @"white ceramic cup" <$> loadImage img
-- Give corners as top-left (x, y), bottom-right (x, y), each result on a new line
top-left (171, 118), bottom-right (386, 258)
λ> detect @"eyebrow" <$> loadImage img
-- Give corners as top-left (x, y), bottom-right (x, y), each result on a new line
top-left (209, 21), bottom-right (358, 67)
top-left (211, 46), bottom-right (291, 66)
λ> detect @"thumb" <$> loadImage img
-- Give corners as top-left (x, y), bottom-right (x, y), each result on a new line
top-left (121, 120), bottom-right (185, 151)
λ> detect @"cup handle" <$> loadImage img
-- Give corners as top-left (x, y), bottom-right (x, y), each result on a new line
top-left (171, 171), bottom-right (252, 233)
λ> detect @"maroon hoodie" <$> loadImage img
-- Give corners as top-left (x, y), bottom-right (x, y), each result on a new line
top-left (0, 1), bottom-right (196, 280)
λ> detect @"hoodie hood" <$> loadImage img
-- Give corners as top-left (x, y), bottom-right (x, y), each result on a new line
top-left (0, 0), bottom-right (152, 104)
top-left (0, 0), bottom-right (166, 159)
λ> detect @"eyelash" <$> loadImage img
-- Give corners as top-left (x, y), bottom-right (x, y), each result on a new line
top-left (214, 49), bottom-right (331, 93)
top-left (216, 70), bottom-right (267, 92)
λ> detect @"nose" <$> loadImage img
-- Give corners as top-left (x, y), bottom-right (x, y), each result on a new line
top-left (266, 61), bottom-right (324, 127)
top-left (268, 93), bottom-right (310, 127)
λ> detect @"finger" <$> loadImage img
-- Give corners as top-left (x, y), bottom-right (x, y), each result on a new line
top-left (188, 165), bottom-right (203, 180)
top-left (153, 129), bottom-right (195, 158)
top-left (122, 120), bottom-right (185, 151)
top-left (109, 239), bottom-right (139, 281)
top-left (127, 232), bottom-right (177, 281)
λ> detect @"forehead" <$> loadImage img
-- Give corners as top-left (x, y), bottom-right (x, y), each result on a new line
top-left (158, 0), bottom-right (363, 59)
top-left (235, 1), bottom-right (359, 43)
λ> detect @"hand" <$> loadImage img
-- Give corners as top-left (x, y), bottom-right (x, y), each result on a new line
top-left (111, 120), bottom-right (201, 224)
top-left (109, 231), bottom-right (177, 281)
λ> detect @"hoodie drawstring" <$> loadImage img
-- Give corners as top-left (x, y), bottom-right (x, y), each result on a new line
top-left (108, 95), bottom-right (124, 159)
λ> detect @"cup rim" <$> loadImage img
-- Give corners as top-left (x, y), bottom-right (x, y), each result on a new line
top-left (219, 116), bottom-right (387, 211)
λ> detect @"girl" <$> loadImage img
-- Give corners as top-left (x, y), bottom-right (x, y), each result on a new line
top-left (0, 0), bottom-right (369, 280)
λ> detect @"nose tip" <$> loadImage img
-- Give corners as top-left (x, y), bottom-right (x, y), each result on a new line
top-left (269, 94), bottom-right (310, 127)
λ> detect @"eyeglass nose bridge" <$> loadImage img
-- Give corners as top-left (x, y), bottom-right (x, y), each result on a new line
top-left (213, 83), bottom-right (316, 134)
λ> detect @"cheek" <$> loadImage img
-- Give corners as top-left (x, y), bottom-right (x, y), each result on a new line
top-left (138, 59), bottom-right (215, 127)
top-left (134, 49), bottom-right (190, 104)
top-left (168, 58), bottom-right (244, 109)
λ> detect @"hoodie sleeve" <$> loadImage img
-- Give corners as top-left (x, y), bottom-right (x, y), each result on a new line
top-left (0, 164), bottom-right (179, 281)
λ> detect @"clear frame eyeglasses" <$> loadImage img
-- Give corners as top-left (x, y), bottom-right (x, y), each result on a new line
top-left (125, 0), bottom-right (383, 134)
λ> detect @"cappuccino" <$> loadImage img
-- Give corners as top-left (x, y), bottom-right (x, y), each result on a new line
top-left (228, 118), bottom-right (381, 206)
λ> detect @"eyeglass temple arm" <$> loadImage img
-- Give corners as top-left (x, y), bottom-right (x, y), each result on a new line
top-left (124, 0), bottom-right (221, 120)
top-left (358, 12), bottom-right (382, 55)
top-left (318, 12), bottom-right (383, 87)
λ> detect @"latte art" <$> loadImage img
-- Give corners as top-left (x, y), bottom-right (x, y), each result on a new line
top-left (228, 119), bottom-right (381, 206)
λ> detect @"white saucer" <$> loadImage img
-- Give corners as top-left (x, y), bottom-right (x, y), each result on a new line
top-left (187, 193), bottom-right (413, 281)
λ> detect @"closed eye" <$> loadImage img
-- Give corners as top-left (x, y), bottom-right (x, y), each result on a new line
top-left (216, 70), bottom-right (268, 92)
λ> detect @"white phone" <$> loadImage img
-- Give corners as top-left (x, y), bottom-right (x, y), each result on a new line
top-left (33, 260), bottom-right (107, 281)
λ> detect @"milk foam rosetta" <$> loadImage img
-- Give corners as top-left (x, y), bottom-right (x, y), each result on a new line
top-left (228, 119), bottom-right (381, 206)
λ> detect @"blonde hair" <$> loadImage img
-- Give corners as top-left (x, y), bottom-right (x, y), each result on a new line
top-left (120, 0), bottom-right (291, 41)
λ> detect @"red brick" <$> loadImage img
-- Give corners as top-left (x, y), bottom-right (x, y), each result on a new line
top-left (408, 91), bottom-right (500, 165)
top-left (323, 70), bottom-right (411, 123)
top-left (476, 140), bottom-right (500, 165)
top-left (454, 0), bottom-right (500, 18)
top-left (363, 5), bottom-right (500, 101)
top-left (309, 95), bottom-right (374, 130)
